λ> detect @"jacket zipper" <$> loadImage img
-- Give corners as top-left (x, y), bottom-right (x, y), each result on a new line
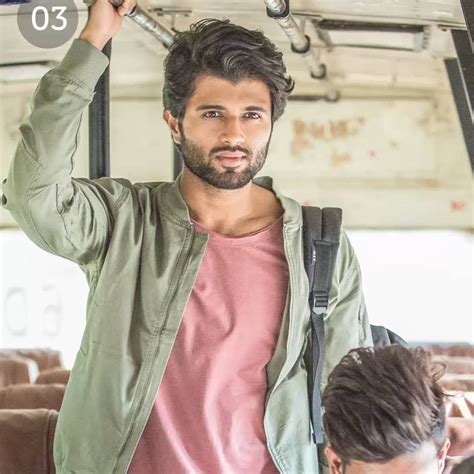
top-left (113, 226), bottom-right (195, 472)
top-left (263, 225), bottom-right (297, 474)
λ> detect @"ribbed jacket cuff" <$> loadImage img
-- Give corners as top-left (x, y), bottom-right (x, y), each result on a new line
top-left (54, 38), bottom-right (109, 91)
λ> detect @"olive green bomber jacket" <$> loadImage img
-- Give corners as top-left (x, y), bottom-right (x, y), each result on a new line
top-left (2, 39), bottom-right (373, 473)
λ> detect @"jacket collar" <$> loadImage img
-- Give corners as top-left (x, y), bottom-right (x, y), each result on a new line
top-left (163, 173), bottom-right (302, 230)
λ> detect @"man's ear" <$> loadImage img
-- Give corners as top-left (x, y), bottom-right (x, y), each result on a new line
top-left (437, 438), bottom-right (451, 473)
top-left (162, 110), bottom-right (182, 145)
top-left (325, 445), bottom-right (345, 474)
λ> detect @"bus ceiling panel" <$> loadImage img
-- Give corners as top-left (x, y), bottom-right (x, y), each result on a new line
top-left (0, 1), bottom-right (465, 91)
top-left (147, 1), bottom-right (465, 26)
top-left (0, 1), bottom-right (466, 26)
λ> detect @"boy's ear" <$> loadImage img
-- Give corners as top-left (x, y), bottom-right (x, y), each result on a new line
top-left (437, 438), bottom-right (451, 472)
top-left (325, 445), bottom-right (345, 474)
top-left (162, 110), bottom-right (182, 145)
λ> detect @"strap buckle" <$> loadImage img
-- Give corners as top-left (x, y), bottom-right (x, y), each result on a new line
top-left (312, 291), bottom-right (329, 315)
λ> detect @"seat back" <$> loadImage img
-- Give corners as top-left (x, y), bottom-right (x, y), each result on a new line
top-left (0, 409), bottom-right (58, 474)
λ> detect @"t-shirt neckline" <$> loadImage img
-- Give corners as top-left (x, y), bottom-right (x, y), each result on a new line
top-left (191, 215), bottom-right (284, 247)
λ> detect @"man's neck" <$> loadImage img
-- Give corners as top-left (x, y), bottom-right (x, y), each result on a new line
top-left (179, 168), bottom-right (282, 237)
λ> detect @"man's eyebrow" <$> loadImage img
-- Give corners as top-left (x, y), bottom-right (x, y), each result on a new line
top-left (243, 106), bottom-right (268, 113)
top-left (195, 104), bottom-right (269, 113)
top-left (195, 105), bottom-right (225, 111)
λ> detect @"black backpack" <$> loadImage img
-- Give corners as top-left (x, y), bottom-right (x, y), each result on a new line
top-left (302, 206), bottom-right (408, 449)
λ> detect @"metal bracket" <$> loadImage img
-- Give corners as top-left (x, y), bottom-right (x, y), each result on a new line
top-left (148, 7), bottom-right (192, 31)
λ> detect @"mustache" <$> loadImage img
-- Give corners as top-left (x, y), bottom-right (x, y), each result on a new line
top-left (210, 146), bottom-right (251, 156)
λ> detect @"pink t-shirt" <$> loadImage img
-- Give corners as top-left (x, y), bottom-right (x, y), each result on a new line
top-left (128, 216), bottom-right (288, 474)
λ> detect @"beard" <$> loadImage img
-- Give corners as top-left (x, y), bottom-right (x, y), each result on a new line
top-left (178, 127), bottom-right (271, 191)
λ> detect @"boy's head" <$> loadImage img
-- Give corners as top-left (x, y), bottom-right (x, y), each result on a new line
top-left (322, 345), bottom-right (450, 474)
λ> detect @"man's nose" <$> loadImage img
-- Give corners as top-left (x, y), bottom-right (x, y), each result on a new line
top-left (219, 117), bottom-right (245, 146)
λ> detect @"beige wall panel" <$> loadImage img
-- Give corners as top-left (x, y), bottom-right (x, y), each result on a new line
top-left (271, 183), bottom-right (473, 228)
top-left (261, 94), bottom-right (473, 228)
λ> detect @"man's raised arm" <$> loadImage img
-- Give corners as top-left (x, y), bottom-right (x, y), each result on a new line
top-left (1, 0), bottom-right (135, 265)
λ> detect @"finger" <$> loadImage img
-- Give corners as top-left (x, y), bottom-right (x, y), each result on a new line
top-left (120, 0), bottom-right (134, 16)
top-left (124, 0), bottom-right (137, 15)
top-left (117, 0), bottom-right (130, 16)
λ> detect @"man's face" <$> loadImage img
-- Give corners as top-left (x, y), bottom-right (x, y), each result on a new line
top-left (168, 74), bottom-right (273, 190)
top-left (326, 442), bottom-right (448, 474)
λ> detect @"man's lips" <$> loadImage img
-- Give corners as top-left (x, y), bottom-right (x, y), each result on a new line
top-left (215, 153), bottom-right (245, 159)
top-left (215, 154), bottom-right (246, 167)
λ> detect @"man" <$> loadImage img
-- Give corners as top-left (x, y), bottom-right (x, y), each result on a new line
top-left (322, 345), bottom-right (451, 474)
top-left (2, 0), bottom-right (371, 472)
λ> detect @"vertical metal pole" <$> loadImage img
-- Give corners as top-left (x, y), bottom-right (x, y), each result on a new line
top-left (460, 0), bottom-right (474, 52)
top-left (451, 30), bottom-right (474, 116)
top-left (173, 145), bottom-right (182, 180)
top-left (89, 35), bottom-right (111, 179)
top-left (445, 58), bottom-right (474, 173)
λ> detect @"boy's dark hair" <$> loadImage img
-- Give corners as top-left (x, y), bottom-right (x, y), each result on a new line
top-left (162, 18), bottom-right (294, 123)
top-left (322, 345), bottom-right (447, 465)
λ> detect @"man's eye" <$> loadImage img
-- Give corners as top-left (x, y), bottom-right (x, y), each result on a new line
top-left (244, 112), bottom-right (261, 119)
top-left (203, 111), bottom-right (221, 118)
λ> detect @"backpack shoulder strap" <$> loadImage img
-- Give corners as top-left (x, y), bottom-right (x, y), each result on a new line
top-left (302, 206), bottom-right (342, 446)
top-left (302, 207), bottom-right (342, 313)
